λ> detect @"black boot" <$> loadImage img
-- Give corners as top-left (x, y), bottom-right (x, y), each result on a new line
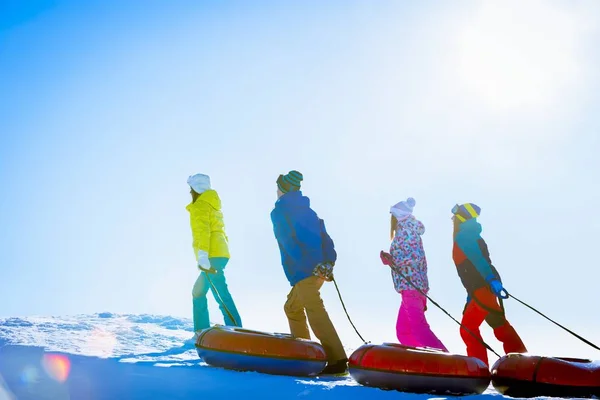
top-left (319, 358), bottom-right (348, 375)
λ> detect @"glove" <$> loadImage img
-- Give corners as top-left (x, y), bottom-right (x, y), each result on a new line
top-left (489, 279), bottom-right (504, 296)
top-left (197, 250), bottom-right (215, 273)
top-left (380, 251), bottom-right (393, 266)
top-left (313, 262), bottom-right (334, 282)
top-left (486, 274), bottom-right (508, 298)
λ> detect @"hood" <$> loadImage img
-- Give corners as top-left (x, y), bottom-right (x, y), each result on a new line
top-left (200, 190), bottom-right (221, 210)
top-left (187, 189), bottom-right (222, 211)
top-left (276, 190), bottom-right (310, 210)
top-left (459, 218), bottom-right (482, 235)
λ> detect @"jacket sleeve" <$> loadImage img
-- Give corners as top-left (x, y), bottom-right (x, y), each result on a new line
top-left (319, 219), bottom-right (337, 263)
top-left (416, 220), bottom-right (425, 235)
top-left (455, 231), bottom-right (494, 279)
top-left (292, 209), bottom-right (325, 257)
top-left (191, 200), bottom-right (212, 256)
top-left (271, 208), bottom-right (295, 262)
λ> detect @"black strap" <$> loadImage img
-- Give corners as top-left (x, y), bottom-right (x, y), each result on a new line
top-left (332, 278), bottom-right (368, 344)
top-left (469, 290), bottom-right (506, 316)
top-left (509, 293), bottom-right (600, 352)
top-left (204, 272), bottom-right (238, 327)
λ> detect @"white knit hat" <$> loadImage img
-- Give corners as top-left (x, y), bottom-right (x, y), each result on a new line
top-left (187, 173), bottom-right (211, 194)
top-left (390, 197), bottom-right (416, 220)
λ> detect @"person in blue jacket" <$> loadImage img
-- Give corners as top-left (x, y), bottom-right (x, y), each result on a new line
top-left (270, 170), bottom-right (348, 375)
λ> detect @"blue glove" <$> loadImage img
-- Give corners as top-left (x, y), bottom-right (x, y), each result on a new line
top-left (486, 275), bottom-right (509, 299)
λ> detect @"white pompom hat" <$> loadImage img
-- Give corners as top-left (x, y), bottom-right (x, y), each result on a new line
top-left (390, 197), bottom-right (416, 220)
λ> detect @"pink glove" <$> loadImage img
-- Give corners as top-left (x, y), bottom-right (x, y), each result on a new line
top-left (380, 251), bottom-right (393, 266)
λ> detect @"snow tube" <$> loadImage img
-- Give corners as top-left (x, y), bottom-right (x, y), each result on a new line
top-left (348, 343), bottom-right (491, 395)
top-left (195, 325), bottom-right (327, 376)
top-left (491, 353), bottom-right (600, 398)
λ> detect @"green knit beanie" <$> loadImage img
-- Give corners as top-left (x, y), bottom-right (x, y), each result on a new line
top-left (277, 170), bottom-right (303, 193)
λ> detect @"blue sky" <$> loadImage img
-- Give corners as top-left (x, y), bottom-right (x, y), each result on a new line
top-left (1, 0), bottom-right (599, 362)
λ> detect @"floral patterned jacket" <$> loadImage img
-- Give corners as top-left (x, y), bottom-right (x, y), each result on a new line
top-left (389, 215), bottom-right (429, 293)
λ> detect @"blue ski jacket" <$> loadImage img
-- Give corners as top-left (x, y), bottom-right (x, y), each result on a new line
top-left (271, 191), bottom-right (337, 286)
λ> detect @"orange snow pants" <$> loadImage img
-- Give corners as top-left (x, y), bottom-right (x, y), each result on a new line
top-left (461, 286), bottom-right (527, 366)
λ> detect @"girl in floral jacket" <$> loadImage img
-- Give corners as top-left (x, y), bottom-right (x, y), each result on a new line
top-left (384, 197), bottom-right (447, 351)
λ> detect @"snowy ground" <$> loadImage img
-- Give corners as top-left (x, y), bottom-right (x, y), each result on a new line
top-left (0, 313), bottom-right (567, 400)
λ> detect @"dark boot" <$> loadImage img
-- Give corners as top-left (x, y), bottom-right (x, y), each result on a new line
top-left (319, 358), bottom-right (348, 375)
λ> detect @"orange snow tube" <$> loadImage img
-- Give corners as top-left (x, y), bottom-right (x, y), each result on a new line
top-left (349, 343), bottom-right (491, 395)
top-left (491, 353), bottom-right (600, 398)
top-left (195, 326), bottom-right (327, 376)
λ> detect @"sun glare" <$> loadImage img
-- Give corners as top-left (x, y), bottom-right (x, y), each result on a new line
top-left (456, 0), bottom-right (581, 111)
top-left (85, 328), bottom-right (118, 358)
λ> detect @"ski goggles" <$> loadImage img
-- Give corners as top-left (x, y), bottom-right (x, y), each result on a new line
top-left (451, 203), bottom-right (480, 222)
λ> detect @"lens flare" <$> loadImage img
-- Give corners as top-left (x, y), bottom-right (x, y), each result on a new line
top-left (19, 366), bottom-right (39, 384)
top-left (41, 354), bottom-right (71, 383)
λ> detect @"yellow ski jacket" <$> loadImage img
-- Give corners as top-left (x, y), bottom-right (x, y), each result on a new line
top-left (186, 189), bottom-right (230, 259)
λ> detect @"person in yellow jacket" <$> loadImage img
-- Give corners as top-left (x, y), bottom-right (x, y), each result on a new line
top-left (186, 173), bottom-right (242, 339)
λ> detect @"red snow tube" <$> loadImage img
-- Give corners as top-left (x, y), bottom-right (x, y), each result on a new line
top-left (491, 353), bottom-right (600, 398)
top-left (349, 343), bottom-right (491, 395)
top-left (195, 326), bottom-right (327, 376)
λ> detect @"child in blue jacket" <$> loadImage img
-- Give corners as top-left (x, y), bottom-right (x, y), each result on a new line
top-left (452, 203), bottom-right (527, 366)
top-left (271, 170), bottom-right (348, 375)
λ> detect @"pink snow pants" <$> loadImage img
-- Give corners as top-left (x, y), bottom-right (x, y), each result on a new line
top-left (396, 290), bottom-right (448, 352)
